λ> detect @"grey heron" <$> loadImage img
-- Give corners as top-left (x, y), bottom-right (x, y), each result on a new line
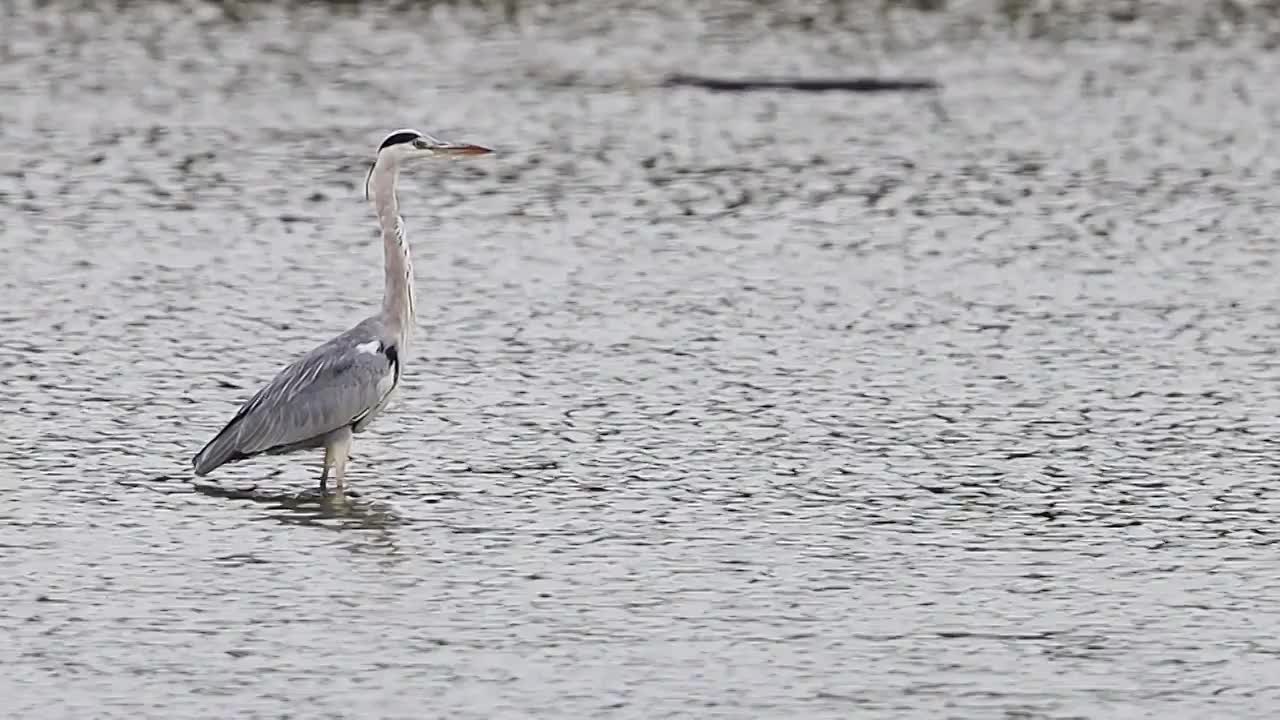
top-left (192, 129), bottom-right (492, 495)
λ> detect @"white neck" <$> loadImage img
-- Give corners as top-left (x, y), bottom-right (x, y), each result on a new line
top-left (369, 154), bottom-right (415, 349)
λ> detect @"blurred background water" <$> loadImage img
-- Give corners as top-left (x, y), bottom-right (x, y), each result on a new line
top-left (3, 1), bottom-right (1280, 718)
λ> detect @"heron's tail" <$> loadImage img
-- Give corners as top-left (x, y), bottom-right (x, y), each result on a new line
top-left (191, 421), bottom-right (246, 476)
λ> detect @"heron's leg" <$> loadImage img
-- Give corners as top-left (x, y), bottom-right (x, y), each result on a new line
top-left (318, 449), bottom-right (332, 495)
top-left (325, 427), bottom-right (354, 495)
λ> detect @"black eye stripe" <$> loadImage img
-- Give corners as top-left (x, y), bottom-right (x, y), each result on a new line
top-left (379, 132), bottom-right (421, 150)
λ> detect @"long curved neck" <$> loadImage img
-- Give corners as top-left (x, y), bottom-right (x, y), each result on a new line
top-left (369, 155), bottom-right (415, 348)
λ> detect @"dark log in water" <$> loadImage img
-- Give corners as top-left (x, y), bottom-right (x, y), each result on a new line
top-left (663, 73), bottom-right (939, 92)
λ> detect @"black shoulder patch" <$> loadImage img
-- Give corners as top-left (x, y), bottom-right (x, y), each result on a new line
top-left (379, 132), bottom-right (421, 151)
top-left (382, 343), bottom-right (399, 366)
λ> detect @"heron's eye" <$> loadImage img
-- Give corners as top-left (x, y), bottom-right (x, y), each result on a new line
top-left (411, 138), bottom-right (430, 150)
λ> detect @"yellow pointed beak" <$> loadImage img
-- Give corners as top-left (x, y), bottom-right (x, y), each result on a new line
top-left (433, 142), bottom-right (493, 156)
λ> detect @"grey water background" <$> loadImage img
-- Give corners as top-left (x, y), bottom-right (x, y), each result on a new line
top-left (4, 0), bottom-right (1280, 717)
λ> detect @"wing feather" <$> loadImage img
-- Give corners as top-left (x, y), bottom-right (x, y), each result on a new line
top-left (192, 326), bottom-right (395, 475)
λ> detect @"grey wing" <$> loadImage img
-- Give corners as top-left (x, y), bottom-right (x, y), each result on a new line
top-left (192, 336), bottom-right (397, 476)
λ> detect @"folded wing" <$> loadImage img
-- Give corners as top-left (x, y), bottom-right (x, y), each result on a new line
top-left (192, 332), bottom-right (395, 476)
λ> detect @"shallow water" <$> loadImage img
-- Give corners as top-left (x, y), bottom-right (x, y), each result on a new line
top-left (4, 2), bottom-right (1280, 718)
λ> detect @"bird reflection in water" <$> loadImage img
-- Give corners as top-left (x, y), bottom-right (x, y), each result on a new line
top-left (191, 480), bottom-right (408, 557)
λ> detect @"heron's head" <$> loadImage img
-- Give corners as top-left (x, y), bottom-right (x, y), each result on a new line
top-left (366, 128), bottom-right (491, 200)
top-left (376, 128), bottom-right (492, 162)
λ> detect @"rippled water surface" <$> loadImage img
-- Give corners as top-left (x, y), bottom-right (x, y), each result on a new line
top-left (4, 2), bottom-right (1280, 718)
